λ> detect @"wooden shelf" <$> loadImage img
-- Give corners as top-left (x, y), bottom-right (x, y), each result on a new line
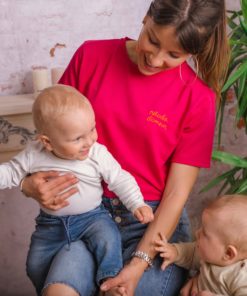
top-left (0, 94), bottom-right (35, 116)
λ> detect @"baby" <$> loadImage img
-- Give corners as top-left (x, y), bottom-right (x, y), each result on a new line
top-left (155, 194), bottom-right (247, 296)
top-left (0, 84), bottom-right (153, 293)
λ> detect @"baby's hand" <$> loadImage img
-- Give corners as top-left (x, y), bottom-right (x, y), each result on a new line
top-left (134, 205), bottom-right (154, 224)
top-left (154, 233), bottom-right (178, 270)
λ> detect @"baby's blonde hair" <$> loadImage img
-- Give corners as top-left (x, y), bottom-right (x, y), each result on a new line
top-left (205, 194), bottom-right (247, 252)
top-left (32, 84), bottom-right (91, 134)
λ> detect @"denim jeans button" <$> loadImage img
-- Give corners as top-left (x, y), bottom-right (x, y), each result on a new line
top-left (114, 216), bottom-right (122, 223)
top-left (112, 198), bottom-right (120, 206)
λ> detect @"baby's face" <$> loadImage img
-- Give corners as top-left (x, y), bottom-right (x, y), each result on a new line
top-left (47, 106), bottom-right (97, 160)
top-left (195, 209), bottom-right (226, 266)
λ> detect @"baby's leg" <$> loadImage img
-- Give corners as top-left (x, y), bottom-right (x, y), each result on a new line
top-left (83, 208), bottom-right (123, 286)
top-left (43, 240), bottom-right (97, 296)
top-left (26, 211), bottom-right (69, 294)
top-left (43, 283), bottom-right (79, 296)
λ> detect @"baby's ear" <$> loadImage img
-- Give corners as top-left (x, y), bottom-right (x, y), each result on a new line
top-left (38, 134), bottom-right (53, 151)
top-left (224, 245), bottom-right (238, 262)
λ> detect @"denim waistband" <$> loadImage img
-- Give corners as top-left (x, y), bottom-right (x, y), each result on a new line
top-left (102, 196), bottom-right (159, 211)
top-left (39, 204), bottom-right (104, 248)
top-left (39, 210), bottom-right (72, 247)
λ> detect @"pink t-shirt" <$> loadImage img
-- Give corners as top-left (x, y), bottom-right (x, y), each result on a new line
top-left (60, 38), bottom-right (216, 201)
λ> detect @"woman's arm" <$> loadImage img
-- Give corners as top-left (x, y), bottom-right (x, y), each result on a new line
top-left (101, 163), bottom-right (199, 295)
top-left (135, 163), bottom-right (199, 254)
top-left (21, 171), bottom-right (79, 210)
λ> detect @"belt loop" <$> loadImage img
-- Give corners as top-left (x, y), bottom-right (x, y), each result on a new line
top-left (58, 216), bottom-right (72, 249)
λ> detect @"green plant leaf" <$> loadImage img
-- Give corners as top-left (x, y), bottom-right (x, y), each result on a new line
top-left (212, 151), bottom-right (247, 168)
top-left (227, 17), bottom-right (238, 30)
top-left (242, 0), bottom-right (247, 23)
top-left (222, 59), bottom-right (247, 92)
top-left (228, 180), bottom-right (244, 194)
top-left (238, 71), bottom-right (247, 98)
top-left (235, 178), bottom-right (247, 193)
top-left (240, 18), bottom-right (247, 34)
top-left (200, 168), bottom-right (239, 193)
top-left (218, 179), bottom-right (231, 195)
top-left (216, 93), bottom-right (227, 144)
top-left (237, 86), bottom-right (247, 119)
top-left (243, 168), bottom-right (247, 179)
top-left (205, 3), bottom-right (247, 196)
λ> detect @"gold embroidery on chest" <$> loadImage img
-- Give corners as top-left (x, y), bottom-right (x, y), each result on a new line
top-left (146, 110), bottom-right (168, 130)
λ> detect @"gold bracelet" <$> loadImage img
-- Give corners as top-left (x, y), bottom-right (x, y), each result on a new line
top-left (131, 250), bottom-right (154, 268)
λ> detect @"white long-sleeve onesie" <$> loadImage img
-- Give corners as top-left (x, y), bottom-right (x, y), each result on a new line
top-left (0, 141), bottom-right (146, 216)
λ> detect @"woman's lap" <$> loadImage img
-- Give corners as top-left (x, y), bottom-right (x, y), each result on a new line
top-left (43, 198), bottom-right (191, 296)
top-left (136, 258), bottom-right (188, 296)
top-left (117, 199), bottom-right (191, 296)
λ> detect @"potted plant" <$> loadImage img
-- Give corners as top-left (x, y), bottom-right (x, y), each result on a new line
top-left (202, 0), bottom-right (247, 195)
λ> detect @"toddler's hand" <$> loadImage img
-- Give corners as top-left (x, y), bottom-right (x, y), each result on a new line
top-left (197, 291), bottom-right (215, 296)
top-left (154, 233), bottom-right (178, 270)
top-left (134, 205), bottom-right (154, 224)
top-left (180, 275), bottom-right (199, 296)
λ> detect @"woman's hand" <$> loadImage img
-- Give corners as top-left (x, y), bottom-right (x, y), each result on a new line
top-left (21, 171), bottom-right (78, 210)
top-left (179, 275), bottom-right (199, 296)
top-left (102, 286), bottom-right (128, 296)
top-left (100, 258), bottom-right (147, 296)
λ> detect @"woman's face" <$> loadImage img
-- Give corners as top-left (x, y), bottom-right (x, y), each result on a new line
top-left (134, 16), bottom-right (190, 76)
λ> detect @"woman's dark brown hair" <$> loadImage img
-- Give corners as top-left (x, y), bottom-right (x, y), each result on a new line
top-left (147, 0), bottom-right (230, 101)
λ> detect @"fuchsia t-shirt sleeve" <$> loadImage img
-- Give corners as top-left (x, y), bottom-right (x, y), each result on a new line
top-left (171, 88), bottom-right (216, 167)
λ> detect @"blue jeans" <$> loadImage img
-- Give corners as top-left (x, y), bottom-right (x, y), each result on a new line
top-left (41, 197), bottom-right (191, 296)
top-left (26, 204), bottom-right (122, 295)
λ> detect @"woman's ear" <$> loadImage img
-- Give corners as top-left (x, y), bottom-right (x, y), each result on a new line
top-left (38, 134), bottom-right (53, 151)
top-left (223, 245), bottom-right (238, 262)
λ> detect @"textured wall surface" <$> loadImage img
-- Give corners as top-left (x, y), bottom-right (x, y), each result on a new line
top-left (0, 0), bottom-right (241, 95)
top-left (0, 0), bottom-right (150, 95)
top-left (0, 0), bottom-right (245, 295)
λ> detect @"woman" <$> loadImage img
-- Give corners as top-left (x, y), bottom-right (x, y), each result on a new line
top-left (22, 0), bottom-right (229, 295)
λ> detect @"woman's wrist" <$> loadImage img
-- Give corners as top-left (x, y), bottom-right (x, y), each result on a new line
top-left (131, 250), bottom-right (154, 268)
top-left (128, 253), bottom-right (151, 273)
